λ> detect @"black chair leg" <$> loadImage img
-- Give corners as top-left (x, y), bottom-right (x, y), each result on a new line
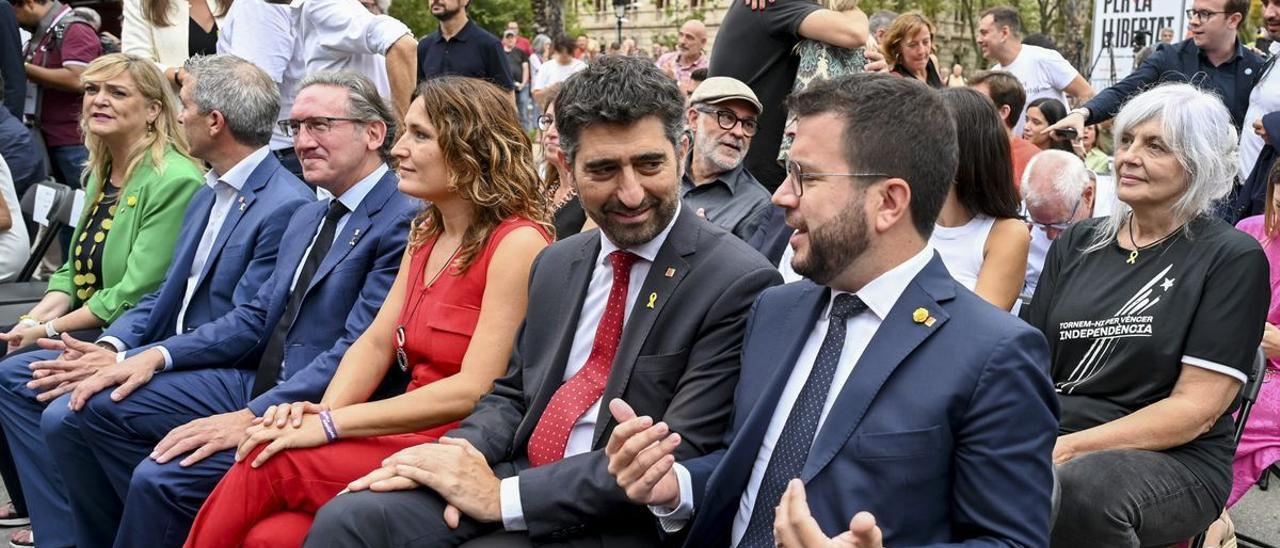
top-left (1237, 531), bottom-right (1279, 548)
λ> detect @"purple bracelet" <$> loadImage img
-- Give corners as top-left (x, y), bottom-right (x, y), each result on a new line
top-left (318, 410), bottom-right (340, 442)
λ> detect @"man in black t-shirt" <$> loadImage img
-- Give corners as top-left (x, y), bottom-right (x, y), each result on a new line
top-left (502, 30), bottom-right (532, 129)
top-left (709, 0), bottom-right (872, 192)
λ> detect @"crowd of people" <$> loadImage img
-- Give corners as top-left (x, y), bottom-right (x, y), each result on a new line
top-left (0, 0), bottom-right (1276, 547)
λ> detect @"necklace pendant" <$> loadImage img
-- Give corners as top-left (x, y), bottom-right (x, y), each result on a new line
top-left (1127, 250), bottom-right (1138, 264)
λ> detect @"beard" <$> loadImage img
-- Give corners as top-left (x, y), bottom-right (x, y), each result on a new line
top-left (790, 191), bottom-right (870, 284)
top-left (694, 129), bottom-right (745, 173)
top-left (587, 186), bottom-right (680, 248)
top-left (431, 4), bottom-right (461, 21)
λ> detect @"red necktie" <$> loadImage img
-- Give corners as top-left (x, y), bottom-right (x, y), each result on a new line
top-left (527, 250), bottom-right (640, 467)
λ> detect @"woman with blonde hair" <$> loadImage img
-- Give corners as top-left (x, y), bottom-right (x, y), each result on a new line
top-left (184, 76), bottom-right (553, 547)
top-left (883, 11), bottom-right (944, 88)
top-left (0, 52), bottom-right (201, 548)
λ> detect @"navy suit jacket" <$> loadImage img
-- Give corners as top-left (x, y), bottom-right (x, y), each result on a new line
top-left (681, 255), bottom-right (1060, 547)
top-left (1084, 39), bottom-right (1264, 130)
top-left (106, 153), bottom-right (314, 351)
top-left (152, 168), bottom-right (416, 415)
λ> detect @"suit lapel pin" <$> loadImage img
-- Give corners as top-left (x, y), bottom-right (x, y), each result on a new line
top-left (913, 307), bottom-right (936, 327)
top-left (664, 267), bottom-right (676, 278)
top-left (238, 197), bottom-right (247, 212)
top-left (646, 292), bottom-right (658, 309)
top-left (349, 229), bottom-right (362, 247)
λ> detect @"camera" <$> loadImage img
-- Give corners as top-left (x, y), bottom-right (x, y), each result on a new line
top-left (1052, 127), bottom-right (1079, 141)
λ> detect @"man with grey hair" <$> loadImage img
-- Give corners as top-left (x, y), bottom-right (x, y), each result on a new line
top-left (0, 53), bottom-right (317, 548)
top-left (869, 9), bottom-right (897, 42)
top-left (683, 76), bottom-right (771, 240)
top-left (39, 69), bottom-right (417, 548)
top-left (306, 55), bottom-right (779, 548)
top-left (1021, 149), bottom-right (1095, 299)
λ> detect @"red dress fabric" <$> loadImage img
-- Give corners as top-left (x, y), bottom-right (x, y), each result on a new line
top-left (184, 217), bottom-right (546, 548)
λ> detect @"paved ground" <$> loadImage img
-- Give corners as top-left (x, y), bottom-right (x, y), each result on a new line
top-left (0, 473), bottom-right (1272, 546)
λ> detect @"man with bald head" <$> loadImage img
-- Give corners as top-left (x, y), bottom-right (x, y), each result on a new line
top-left (657, 19), bottom-right (708, 95)
top-left (1021, 149), bottom-right (1095, 301)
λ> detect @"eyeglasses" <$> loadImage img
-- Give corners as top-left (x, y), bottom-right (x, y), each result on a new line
top-left (783, 160), bottom-right (889, 197)
top-left (537, 114), bottom-right (554, 132)
top-left (1185, 9), bottom-right (1227, 21)
top-left (694, 106), bottom-right (759, 137)
top-left (277, 116), bottom-right (368, 137)
top-left (1026, 196), bottom-right (1082, 240)
top-left (395, 325), bottom-right (409, 372)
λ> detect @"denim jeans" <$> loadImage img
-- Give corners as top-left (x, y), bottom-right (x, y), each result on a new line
top-left (517, 86), bottom-right (535, 131)
top-left (46, 145), bottom-right (87, 189)
top-left (1052, 448), bottom-right (1222, 547)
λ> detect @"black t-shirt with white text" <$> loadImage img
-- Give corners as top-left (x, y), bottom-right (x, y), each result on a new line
top-left (1022, 215), bottom-right (1269, 505)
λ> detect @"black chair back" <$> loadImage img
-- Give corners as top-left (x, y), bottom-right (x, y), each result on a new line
top-left (14, 179), bottom-right (74, 283)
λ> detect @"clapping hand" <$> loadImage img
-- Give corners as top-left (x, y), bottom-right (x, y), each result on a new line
top-left (774, 479), bottom-right (883, 548)
top-left (604, 398), bottom-right (682, 507)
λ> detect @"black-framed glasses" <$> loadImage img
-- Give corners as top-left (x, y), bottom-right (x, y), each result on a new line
top-left (783, 160), bottom-right (889, 197)
top-left (537, 114), bottom-right (554, 132)
top-left (277, 116), bottom-right (368, 137)
top-left (1185, 9), bottom-right (1227, 21)
top-left (694, 106), bottom-right (759, 137)
top-left (395, 325), bottom-right (409, 372)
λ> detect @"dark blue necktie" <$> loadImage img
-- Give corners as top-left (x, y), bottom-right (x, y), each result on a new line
top-left (739, 293), bottom-right (867, 548)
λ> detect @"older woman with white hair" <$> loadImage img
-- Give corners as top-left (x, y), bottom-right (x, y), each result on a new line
top-left (1022, 83), bottom-right (1270, 546)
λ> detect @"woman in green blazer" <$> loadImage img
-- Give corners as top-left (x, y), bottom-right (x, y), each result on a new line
top-left (2, 53), bottom-right (202, 354)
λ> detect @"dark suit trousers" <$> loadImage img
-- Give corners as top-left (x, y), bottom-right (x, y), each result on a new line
top-left (305, 462), bottom-right (531, 548)
top-left (50, 368), bottom-right (256, 548)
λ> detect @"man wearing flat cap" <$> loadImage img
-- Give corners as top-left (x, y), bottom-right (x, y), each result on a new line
top-left (683, 76), bottom-right (771, 241)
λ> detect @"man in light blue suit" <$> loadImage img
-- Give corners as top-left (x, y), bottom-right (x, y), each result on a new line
top-left (606, 74), bottom-right (1060, 548)
top-left (0, 54), bottom-right (314, 548)
top-left (34, 69), bottom-right (416, 548)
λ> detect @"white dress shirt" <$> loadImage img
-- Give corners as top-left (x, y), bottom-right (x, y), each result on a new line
top-left (290, 163), bottom-right (386, 291)
top-left (1239, 42), bottom-right (1280, 180)
top-left (652, 245), bottom-right (936, 545)
top-left (136, 147), bottom-right (268, 367)
top-left (217, 0), bottom-right (297, 151)
top-left (287, 0), bottom-right (410, 101)
top-left (499, 206), bottom-right (681, 531)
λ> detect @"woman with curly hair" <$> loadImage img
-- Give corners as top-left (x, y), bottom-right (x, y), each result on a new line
top-left (182, 76), bottom-right (553, 547)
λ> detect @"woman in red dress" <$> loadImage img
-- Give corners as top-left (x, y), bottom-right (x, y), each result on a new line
top-left (182, 76), bottom-right (553, 548)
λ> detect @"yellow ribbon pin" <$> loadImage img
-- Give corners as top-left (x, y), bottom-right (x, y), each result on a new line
top-left (912, 307), bottom-right (928, 323)
top-left (646, 292), bottom-right (657, 309)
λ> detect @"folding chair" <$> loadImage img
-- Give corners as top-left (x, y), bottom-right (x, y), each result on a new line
top-left (0, 179), bottom-right (74, 320)
top-left (1191, 348), bottom-right (1275, 548)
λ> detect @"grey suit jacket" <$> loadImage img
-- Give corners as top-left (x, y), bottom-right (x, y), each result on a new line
top-left (447, 206), bottom-right (781, 546)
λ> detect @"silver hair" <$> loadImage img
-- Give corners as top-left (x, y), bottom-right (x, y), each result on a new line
top-left (532, 34), bottom-right (551, 53)
top-left (183, 54), bottom-right (280, 147)
top-left (1084, 83), bottom-right (1238, 253)
top-left (1022, 149), bottom-right (1091, 208)
top-left (297, 70), bottom-right (398, 162)
top-left (73, 7), bottom-right (101, 29)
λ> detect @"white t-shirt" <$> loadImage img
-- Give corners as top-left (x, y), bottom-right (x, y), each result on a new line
top-left (0, 154), bottom-right (31, 283)
top-left (1239, 41), bottom-right (1280, 180)
top-left (993, 44), bottom-right (1080, 136)
top-left (533, 58), bottom-right (587, 91)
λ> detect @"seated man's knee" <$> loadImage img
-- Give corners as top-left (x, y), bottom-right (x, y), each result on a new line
top-left (0, 352), bottom-right (41, 398)
top-left (310, 491), bottom-right (393, 538)
top-left (39, 394), bottom-right (79, 439)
